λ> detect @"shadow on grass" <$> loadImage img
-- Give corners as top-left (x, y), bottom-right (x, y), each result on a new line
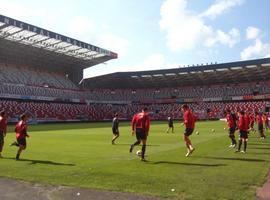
top-left (246, 152), bottom-right (270, 155)
top-left (3, 157), bottom-right (75, 166)
top-left (248, 142), bottom-right (270, 146)
top-left (199, 156), bottom-right (269, 162)
top-left (113, 143), bottom-right (160, 147)
top-left (151, 161), bottom-right (226, 167)
top-left (248, 147), bottom-right (270, 150)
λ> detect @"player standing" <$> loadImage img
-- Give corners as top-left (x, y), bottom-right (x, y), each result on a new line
top-left (129, 107), bottom-right (150, 161)
top-left (236, 111), bottom-right (248, 153)
top-left (224, 109), bottom-right (237, 148)
top-left (111, 113), bottom-right (120, 144)
top-left (256, 112), bottom-right (265, 139)
top-left (263, 113), bottom-right (269, 131)
top-left (0, 111), bottom-right (7, 158)
top-left (10, 114), bottom-right (29, 160)
top-left (181, 105), bottom-right (195, 157)
top-left (166, 115), bottom-right (174, 133)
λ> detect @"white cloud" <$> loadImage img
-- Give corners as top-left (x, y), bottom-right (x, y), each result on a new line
top-left (201, 0), bottom-right (245, 19)
top-left (241, 39), bottom-right (270, 60)
top-left (205, 28), bottom-right (240, 47)
top-left (246, 26), bottom-right (261, 40)
top-left (159, 0), bottom-right (241, 51)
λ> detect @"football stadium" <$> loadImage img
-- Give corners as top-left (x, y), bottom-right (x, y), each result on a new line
top-left (0, 7), bottom-right (270, 200)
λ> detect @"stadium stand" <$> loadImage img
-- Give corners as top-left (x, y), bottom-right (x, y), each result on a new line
top-left (0, 15), bottom-right (269, 123)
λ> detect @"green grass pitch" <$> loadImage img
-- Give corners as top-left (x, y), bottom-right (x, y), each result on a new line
top-left (0, 121), bottom-right (270, 200)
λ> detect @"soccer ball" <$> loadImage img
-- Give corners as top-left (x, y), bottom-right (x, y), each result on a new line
top-left (196, 131), bottom-right (199, 135)
top-left (224, 127), bottom-right (226, 130)
top-left (136, 150), bottom-right (142, 156)
top-left (211, 129), bottom-right (215, 133)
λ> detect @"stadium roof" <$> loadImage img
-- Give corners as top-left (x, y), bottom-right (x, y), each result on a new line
top-left (0, 15), bottom-right (117, 71)
top-left (82, 57), bottom-right (270, 89)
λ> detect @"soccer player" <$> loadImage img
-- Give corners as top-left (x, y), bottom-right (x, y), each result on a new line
top-left (181, 104), bottom-right (195, 157)
top-left (236, 111), bottom-right (248, 153)
top-left (245, 111), bottom-right (251, 134)
top-left (249, 112), bottom-right (255, 132)
top-left (10, 114), bottom-right (29, 160)
top-left (224, 109), bottom-right (237, 148)
top-left (129, 107), bottom-right (150, 161)
top-left (111, 113), bottom-right (120, 144)
top-left (0, 111), bottom-right (7, 158)
top-left (263, 113), bottom-right (269, 131)
top-left (256, 112), bottom-right (265, 139)
top-left (166, 115), bottom-right (174, 133)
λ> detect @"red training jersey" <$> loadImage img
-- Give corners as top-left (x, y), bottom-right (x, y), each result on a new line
top-left (15, 120), bottom-right (28, 139)
top-left (183, 110), bottom-right (195, 129)
top-left (244, 114), bottom-right (250, 130)
top-left (226, 114), bottom-right (236, 128)
top-left (132, 112), bottom-right (150, 133)
top-left (0, 116), bottom-right (7, 133)
top-left (238, 115), bottom-right (247, 131)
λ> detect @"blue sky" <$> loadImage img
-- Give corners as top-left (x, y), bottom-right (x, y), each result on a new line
top-left (1, 0), bottom-right (270, 78)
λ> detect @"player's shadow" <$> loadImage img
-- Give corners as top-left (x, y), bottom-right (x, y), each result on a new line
top-left (21, 159), bottom-right (75, 166)
top-left (201, 156), bottom-right (268, 162)
top-left (246, 152), bottom-right (270, 155)
top-left (248, 142), bottom-right (270, 146)
top-left (151, 161), bottom-right (226, 167)
top-left (248, 147), bottom-right (270, 150)
top-left (114, 144), bottom-right (160, 147)
top-left (3, 157), bottom-right (75, 166)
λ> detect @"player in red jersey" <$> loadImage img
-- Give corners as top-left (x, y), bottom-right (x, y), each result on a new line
top-left (181, 105), bottom-right (195, 157)
top-left (235, 111), bottom-right (248, 153)
top-left (245, 112), bottom-right (251, 134)
top-left (0, 111), bottom-right (7, 158)
top-left (263, 113), bottom-right (269, 131)
top-left (256, 112), bottom-right (265, 139)
top-left (224, 109), bottom-right (237, 148)
top-left (129, 107), bottom-right (150, 161)
top-left (10, 114), bottom-right (29, 160)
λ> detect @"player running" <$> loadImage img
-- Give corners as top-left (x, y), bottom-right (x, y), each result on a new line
top-left (166, 115), bottom-right (174, 133)
top-left (10, 114), bottom-right (29, 160)
top-left (181, 105), bottom-right (195, 157)
top-left (0, 111), bottom-right (7, 158)
top-left (129, 107), bottom-right (150, 161)
top-left (235, 111), bottom-right (249, 153)
top-left (224, 109), bottom-right (237, 148)
top-left (111, 113), bottom-right (120, 144)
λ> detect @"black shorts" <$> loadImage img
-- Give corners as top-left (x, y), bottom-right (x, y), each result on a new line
top-left (168, 123), bottom-right (173, 128)
top-left (136, 128), bottom-right (147, 140)
top-left (0, 131), bottom-right (4, 144)
top-left (112, 128), bottom-right (119, 135)
top-left (17, 138), bottom-right (26, 146)
top-left (240, 130), bottom-right (248, 139)
top-left (184, 128), bottom-right (194, 136)
top-left (258, 124), bottom-right (264, 132)
top-left (229, 127), bottom-right (236, 135)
